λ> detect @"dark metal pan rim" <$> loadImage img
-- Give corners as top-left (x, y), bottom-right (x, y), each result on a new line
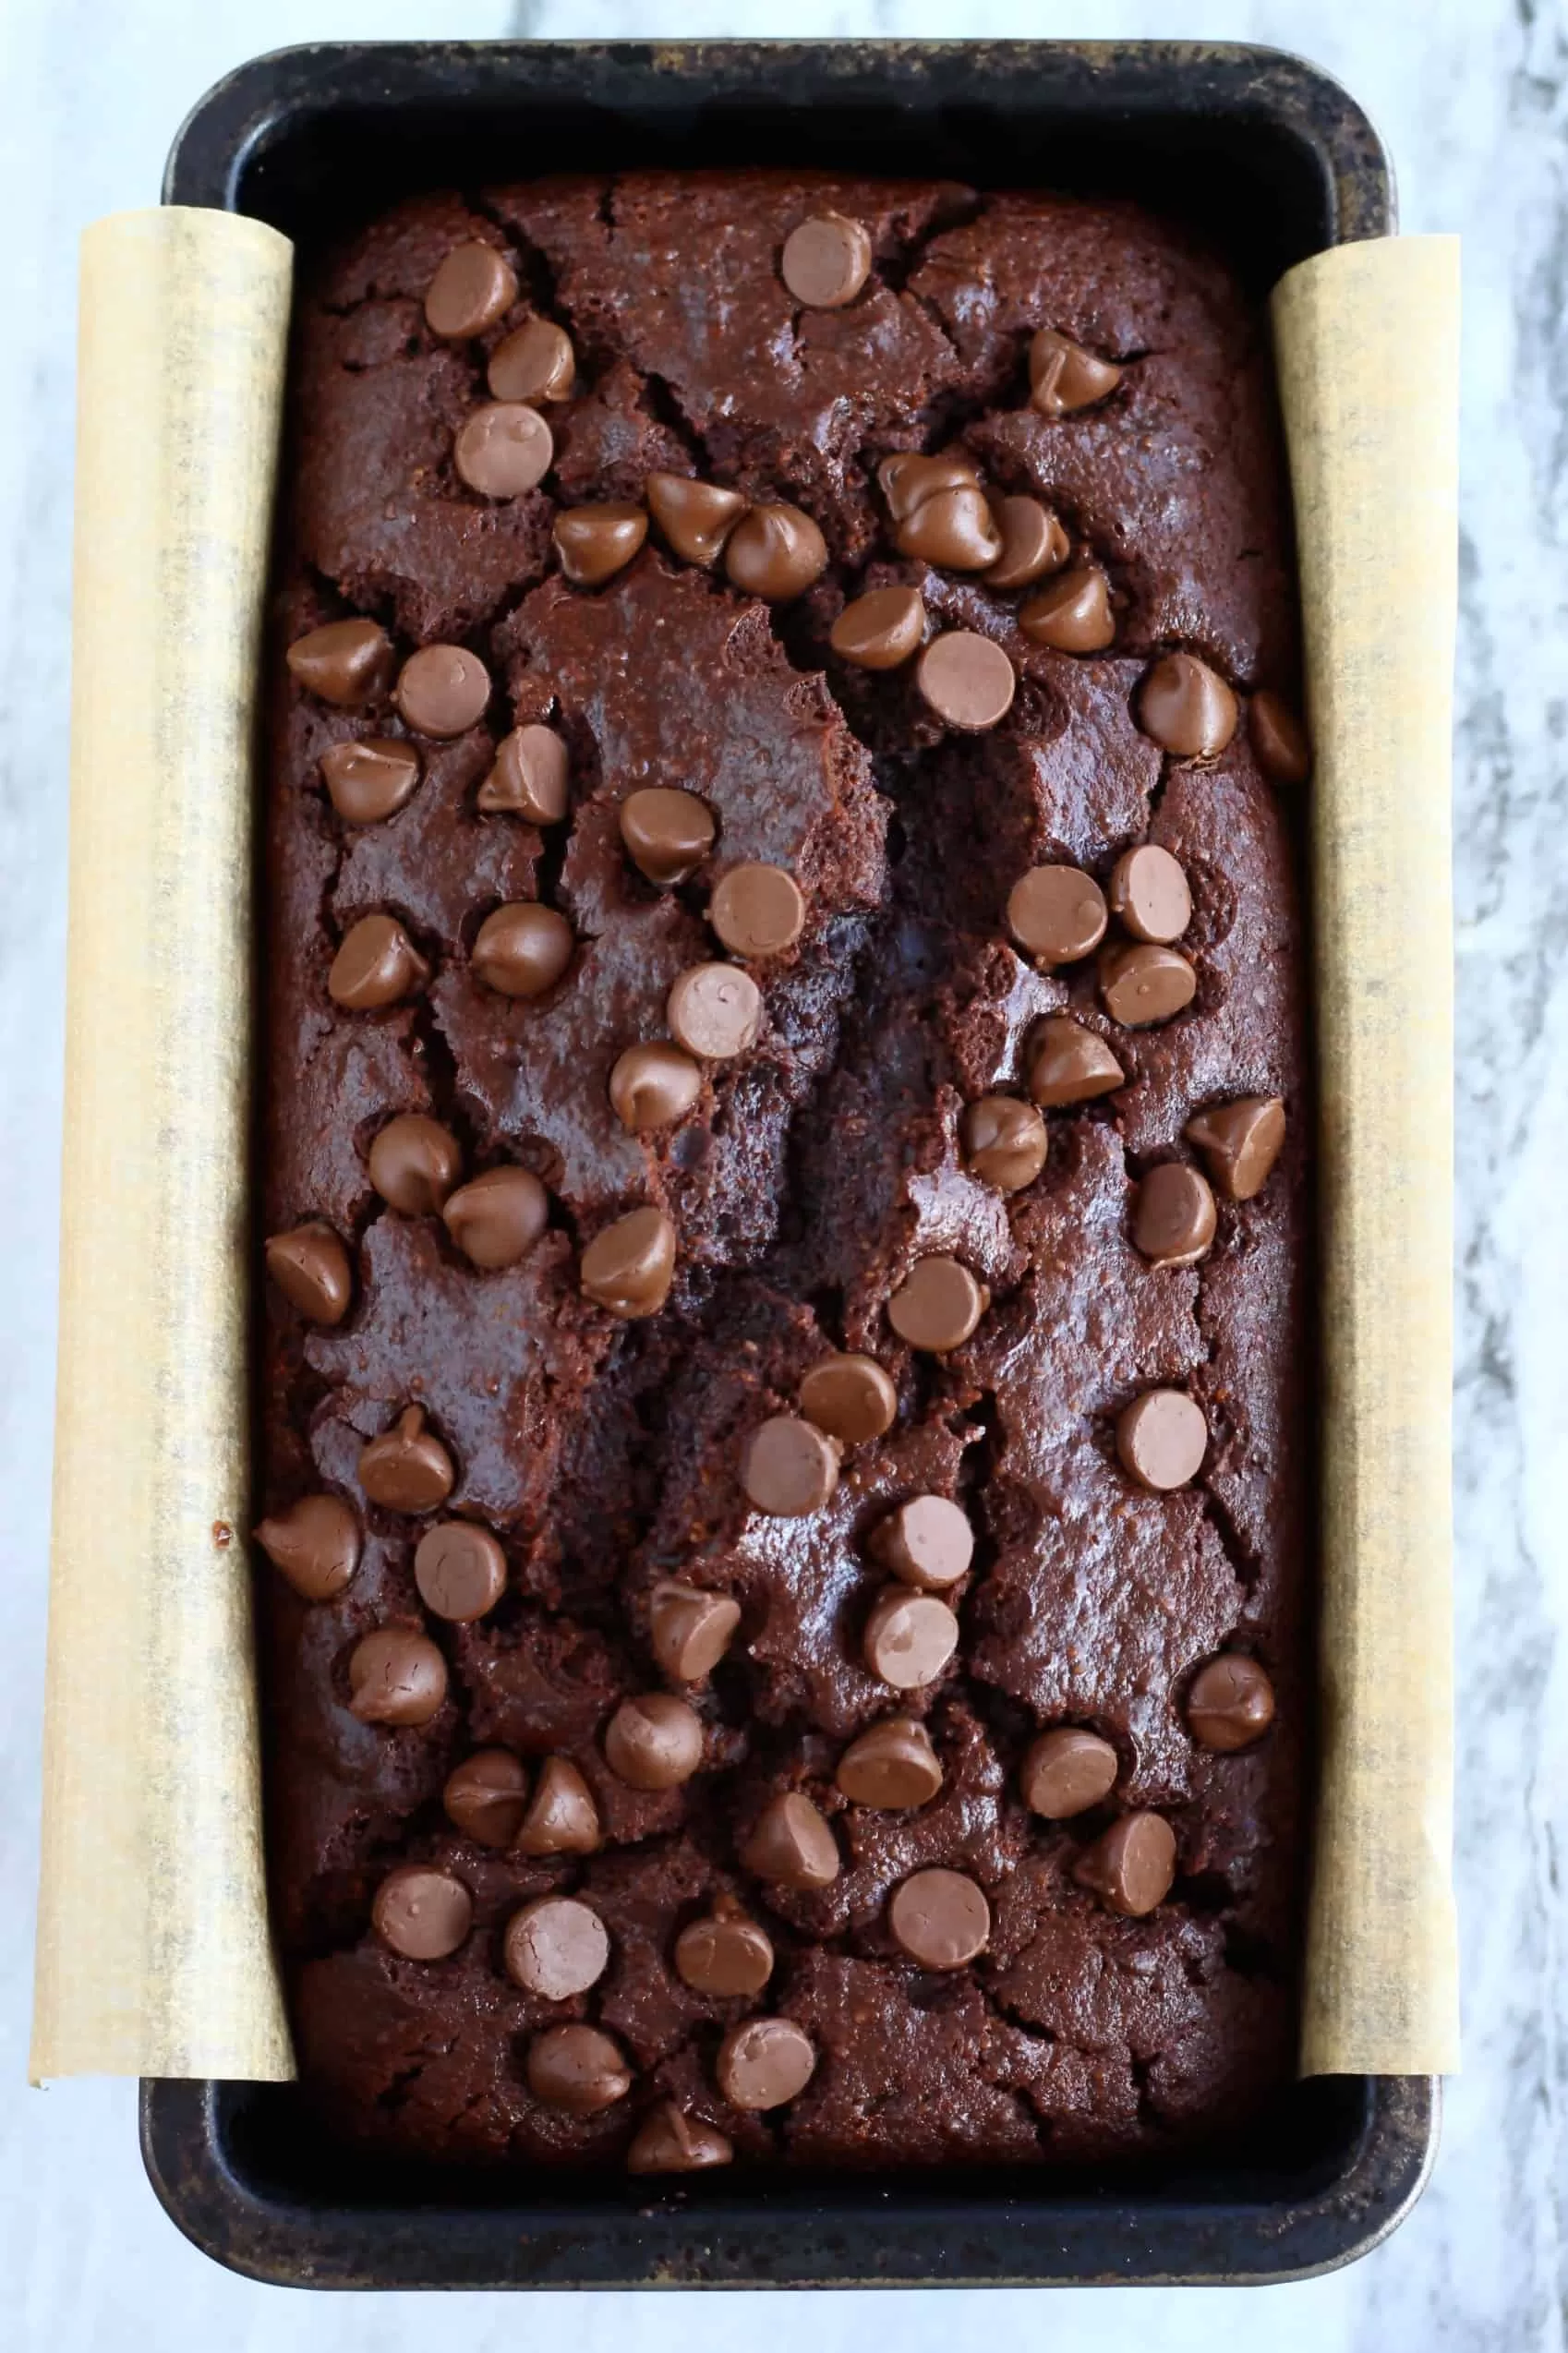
top-left (144, 33), bottom-right (1423, 2290)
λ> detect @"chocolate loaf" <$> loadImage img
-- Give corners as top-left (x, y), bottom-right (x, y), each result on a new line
top-left (256, 173), bottom-right (1311, 2172)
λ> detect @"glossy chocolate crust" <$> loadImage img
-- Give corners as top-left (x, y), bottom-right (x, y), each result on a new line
top-left (258, 173), bottom-right (1309, 2171)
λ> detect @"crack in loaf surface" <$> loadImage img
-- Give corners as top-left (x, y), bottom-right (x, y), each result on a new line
top-left (257, 171), bottom-right (1310, 2173)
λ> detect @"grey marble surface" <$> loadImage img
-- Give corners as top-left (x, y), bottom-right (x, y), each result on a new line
top-left (2, 1), bottom-right (1562, 2346)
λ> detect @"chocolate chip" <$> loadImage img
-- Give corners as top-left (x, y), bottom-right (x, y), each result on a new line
top-left (724, 503), bottom-right (828, 599)
top-left (442, 1747), bottom-right (531, 1847)
top-left (1248, 690), bottom-right (1311, 784)
top-left (368, 1114), bottom-right (462, 1213)
top-left (983, 496), bottom-right (1069, 590)
top-left (1073, 1812), bottom-right (1177, 1917)
top-left (887, 1256), bottom-right (987, 1352)
top-left (554, 501), bottom-right (648, 587)
top-left (741, 1792), bottom-right (840, 1889)
top-left (896, 485), bottom-right (1004, 571)
top-left (357, 1405), bottom-right (454, 1514)
top-left (472, 902), bottom-right (575, 997)
top-left (414, 1520), bottom-right (508, 1622)
top-left (425, 241), bottom-right (517, 339)
top-left (829, 585), bottom-right (925, 670)
top-left (836, 1717), bottom-right (943, 1809)
top-left (667, 963), bottom-right (762, 1059)
top-left (327, 913), bottom-right (429, 1009)
top-left (1108, 844), bottom-right (1191, 944)
top-left (1101, 942), bottom-right (1197, 1027)
top-left (645, 472), bottom-right (750, 566)
top-left (515, 1756), bottom-right (601, 1856)
top-left (780, 212), bottom-right (873, 308)
top-left (504, 1896), bottom-right (610, 1998)
top-left (1184, 1096), bottom-right (1286, 1201)
top-left (888, 1867), bottom-right (990, 1969)
top-left (265, 1222), bottom-right (352, 1324)
top-left (674, 1905), bottom-right (775, 1997)
top-left (627, 2103), bottom-right (734, 2174)
top-left (798, 1353), bottom-right (898, 1445)
top-left (605, 1693), bottom-right (706, 1791)
top-left (372, 1865), bottom-right (472, 1959)
top-left (878, 451), bottom-right (979, 522)
top-left (253, 1493), bottom-right (360, 1602)
top-left (1187, 1654), bottom-right (1276, 1751)
top-left (620, 786), bottom-right (717, 885)
top-left (709, 863), bottom-right (805, 959)
top-left (394, 645), bottom-right (491, 738)
top-left (488, 316), bottom-right (575, 404)
top-left (609, 1043), bottom-right (704, 1131)
top-left (1027, 1017), bottom-right (1125, 1107)
top-left (915, 630), bottom-right (1017, 731)
top-left (1019, 567), bottom-right (1116, 654)
top-left (441, 1165), bottom-right (549, 1268)
top-left (1139, 652), bottom-right (1238, 759)
top-left (580, 1204), bottom-right (677, 1318)
top-left (1115, 1389), bottom-right (1208, 1491)
top-left (286, 618), bottom-right (394, 708)
top-left (862, 1587), bottom-right (959, 1690)
top-left (1020, 1727), bottom-right (1119, 1818)
top-left (870, 1495), bottom-right (974, 1590)
top-left (320, 737), bottom-right (421, 824)
top-left (961, 1093), bottom-right (1049, 1192)
top-left (453, 402), bottom-right (553, 499)
top-left (526, 2023), bottom-right (632, 2116)
top-left (1131, 1162), bottom-right (1216, 1268)
top-left (477, 724), bottom-right (570, 823)
top-left (740, 1416), bottom-right (840, 1516)
top-left (649, 1581), bottom-right (742, 1683)
top-left (347, 1626), bottom-right (448, 1725)
top-left (1029, 329), bottom-right (1123, 416)
top-left (1007, 864), bottom-right (1108, 966)
top-left (716, 2018), bottom-right (816, 2111)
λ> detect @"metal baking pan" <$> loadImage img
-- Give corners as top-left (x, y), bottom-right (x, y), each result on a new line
top-left (145, 38), bottom-right (1433, 2289)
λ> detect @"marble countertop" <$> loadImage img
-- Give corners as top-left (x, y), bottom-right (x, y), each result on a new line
top-left (4, 1), bottom-right (1561, 2346)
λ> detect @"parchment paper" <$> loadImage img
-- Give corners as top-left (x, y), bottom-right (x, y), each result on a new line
top-left (31, 209), bottom-right (295, 2082)
top-left (32, 211), bottom-right (1459, 2087)
top-left (1272, 235), bottom-right (1463, 2077)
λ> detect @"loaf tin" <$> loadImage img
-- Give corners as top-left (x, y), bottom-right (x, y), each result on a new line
top-left (144, 38), bottom-right (1433, 2288)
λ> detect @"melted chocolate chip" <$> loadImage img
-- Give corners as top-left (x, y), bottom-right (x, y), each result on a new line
top-left (798, 1353), bottom-right (898, 1445)
top-left (829, 585), bottom-right (925, 670)
top-left (286, 619), bottom-right (393, 708)
top-left (1100, 943), bottom-right (1197, 1027)
top-left (609, 1043), bottom-right (704, 1131)
top-left (870, 1495), bottom-right (974, 1590)
top-left (1115, 1389), bottom-right (1208, 1491)
top-left (368, 1114), bottom-right (462, 1214)
top-left (626, 2103), bottom-right (733, 2173)
top-left (780, 212), bottom-right (873, 308)
top-left (442, 1747), bottom-right (530, 1847)
top-left (649, 1581), bottom-right (742, 1683)
top-left (515, 1756), bottom-right (601, 1856)
top-left (477, 725), bottom-right (570, 822)
top-left (347, 1627), bottom-right (448, 1725)
top-left (265, 1223), bottom-right (352, 1324)
top-left (253, 1493), bottom-right (360, 1602)
top-left (862, 1587), bottom-right (959, 1691)
top-left (441, 1165), bottom-right (549, 1268)
top-left (1020, 1727), bottom-right (1119, 1818)
top-left (1131, 1162), bottom-right (1216, 1268)
top-left (453, 402), bottom-right (553, 499)
top-left (715, 2018), bottom-right (816, 2110)
top-left (488, 317), bottom-right (575, 404)
top-left (1029, 329), bottom-right (1122, 416)
top-left (741, 1792), bottom-right (840, 1889)
top-left (740, 1416), bottom-right (840, 1516)
top-left (414, 1520), bottom-right (508, 1622)
top-left (425, 242), bottom-right (517, 339)
top-left (320, 737), bottom-right (420, 824)
top-left (887, 1257), bottom-right (988, 1352)
top-left (1185, 1096), bottom-right (1286, 1201)
top-left (1073, 1813), bottom-right (1177, 1917)
top-left (709, 863), bottom-right (805, 959)
top-left (1107, 844), bottom-right (1192, 944)
top-left (724, 503), bottom-right (828, 599)
top-left (896, 485), bottom-right (1004, 571)
top-left (1007, 864), bottom-right (1108, 965)
top-left (604, 1693), bottom-right (706, 1791)
top-left (328, 913), bottom-right (429, 1009)
top-left (357, 1405), bottom-right (454, 1513)
top-left (961, 1094), bottom-right (1049, 1191)
top-left (394, 645), bottom-right (491, 738)
top-left (1139, 652), bottom-right (1238, 759)
top-left (471, 902), bottom-right (575, 997)
top-left (579, 1205), bottom-right (677, 1318)
top-left (645, 473), bottom-right (749, 566)
top-left (1019, 568), bottom-right (1115, 653)
top-left (674, 1908), bottom-right (775, 1997)
top-left (836, 1717), bottom-right (943, 1809)
top-left (372, 1865), bottom-right (472, 1959)
top-left (887, 1868), bottom-right (990, 1969)
top-left (1248, 690), bottom-right (1311, 784)
top-left (1027, 1017), bottom-right (1125, 1107)
top-left (526, 2023), bottom-right (632, 2115)
top-left (915, 631), bottom-right (1016, 731)
top-left (554, 503), bottom-right (647, 586)
top-left (621, 787), bottom-right (716, 885)
top-left (983, 496), bottom-right (1069, 590)
top-left (667, 962), bottom-right (762, 1058)
top-left (504, 1896), bottom-right (610, 1998)
top-left (1187, 1654), bottom-right (1276, 1751)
